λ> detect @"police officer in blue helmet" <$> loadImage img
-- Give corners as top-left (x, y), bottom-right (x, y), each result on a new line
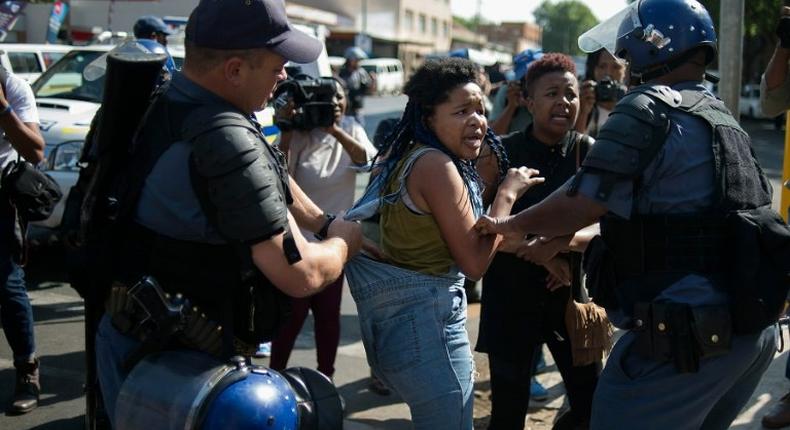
top-left (476, 0), bottom-right (789, 428)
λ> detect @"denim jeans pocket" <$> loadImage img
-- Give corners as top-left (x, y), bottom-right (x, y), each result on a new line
top-left (373, 312), bottom-right (421, 373)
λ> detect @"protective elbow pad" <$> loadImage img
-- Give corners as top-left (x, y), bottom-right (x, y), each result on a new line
top-left (191, 124), bottom-right (289, 244)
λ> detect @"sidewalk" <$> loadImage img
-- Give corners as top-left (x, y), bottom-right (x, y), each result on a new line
top-left (276, 285), bottom-right (790, 429)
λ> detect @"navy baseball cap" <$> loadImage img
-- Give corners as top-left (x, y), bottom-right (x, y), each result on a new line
top-left (133, 16), bottom-right (173, 38)
top-left (186, 0), bottom-right (322, 64)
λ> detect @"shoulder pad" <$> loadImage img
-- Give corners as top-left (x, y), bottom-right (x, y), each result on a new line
top-left (191, 124), bottom-right (262, 177)
top-left (581, 93), bottom-right (671, 177)
top-left (633, 84), bottom-right (682, 108)
top-left (612, 87), bottom-right (677, 127)
top-left (188, 112), bottom-right (289, 244)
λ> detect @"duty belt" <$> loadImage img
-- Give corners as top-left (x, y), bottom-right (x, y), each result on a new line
top-left (632, 302), bottom-right (732, 373)
top-left (106, 276), bottom-right (224, 371)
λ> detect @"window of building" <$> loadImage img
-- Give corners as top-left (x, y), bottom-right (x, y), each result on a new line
top-left (404, 10), bottom-right (414, 32)
top-left (431, 18), bottom-right (438, 36)
top-left (419, 14), bottom-right (426, 33)
top-left (443, 21), bottom-right (449, 37)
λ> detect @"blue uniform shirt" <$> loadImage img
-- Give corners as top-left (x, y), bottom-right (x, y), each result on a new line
top-left (134, 72), bottom-right (237, 244)
top-left (573, 81), bottom-right (729, 326)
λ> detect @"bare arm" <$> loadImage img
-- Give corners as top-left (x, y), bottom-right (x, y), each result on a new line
top-left (505, 223), bottom-right (599, 265)
top-left (328, 123), bottom-right (372, 165)
top-left (489, 83), bottom-right (522, 136)
top-left (765, 46), bottom-right (790, 93)
top-left (3, 119), bottom-right (44, 163)
top-left (288, 174), bottom-right (326, 234)
top-left (476, 186), bottom-right (607, 240)
top-left (251, 211), bottom-right (360, 298)
top-left (410, 152), bottom-right (542, 280)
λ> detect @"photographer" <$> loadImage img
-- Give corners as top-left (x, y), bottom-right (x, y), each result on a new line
top-left (574, 49), bottom-right (626, 138)
top-left (0, 65), bottom-right (45, 415)
top-left (489, 49), bottom-right (543, 135)
top-left (271, 77), bottom-right (376, 378)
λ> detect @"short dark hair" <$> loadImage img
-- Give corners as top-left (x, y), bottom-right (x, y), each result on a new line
top-left (525, 53), bottom-right (577, 94)
top-left (403, 57), bottom-right (481, 118)
top-left (183, 40), bottom-right (265, 74)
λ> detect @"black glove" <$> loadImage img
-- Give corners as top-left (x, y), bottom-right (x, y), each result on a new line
top-left (777, 16), bottom-right (790, 49)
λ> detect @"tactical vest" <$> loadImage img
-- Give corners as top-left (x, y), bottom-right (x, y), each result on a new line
top-left (578, 85), bottom-right (790, 334)
top-left (109, 87), bottom-right (292, 354)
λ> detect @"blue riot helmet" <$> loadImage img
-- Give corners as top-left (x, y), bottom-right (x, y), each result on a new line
top-left (578, 0), bottom-right (716, 81)
top-left (136, 38), bottom-right (177, 76)
top-left (200, 362), bottom-right (298, 430)
top-left (114, 351), bottom-right (343, 430)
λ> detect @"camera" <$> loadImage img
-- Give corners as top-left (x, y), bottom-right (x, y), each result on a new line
top-left (273, 74), bottom-right (337, 131)
top-left (595, 78), bottom-right (627, 103)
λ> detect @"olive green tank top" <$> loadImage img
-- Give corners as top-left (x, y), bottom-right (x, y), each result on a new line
top-left (379, 145), bottom-right (454, 276)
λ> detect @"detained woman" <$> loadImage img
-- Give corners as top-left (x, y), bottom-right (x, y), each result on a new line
top-left (477, 53), bottom-right (601, 430)
top-left (344, 57), bottom-right (542, 429)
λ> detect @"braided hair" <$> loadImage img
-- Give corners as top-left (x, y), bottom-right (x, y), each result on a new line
top-left (373, 57), bottom-right (509, 214)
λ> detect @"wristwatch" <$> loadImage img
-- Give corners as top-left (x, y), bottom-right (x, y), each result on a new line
top-left (314, 213), bottom-right (336, 241)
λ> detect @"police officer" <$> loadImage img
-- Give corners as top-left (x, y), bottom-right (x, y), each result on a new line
top-left (475, 1), bottom-right (777, 428)
top-left (94, 0), bottom-right (362, 427)
top-left (132, 15), bottom-right (172, 47)
top-left (338, 46), bottom-right (371, 126)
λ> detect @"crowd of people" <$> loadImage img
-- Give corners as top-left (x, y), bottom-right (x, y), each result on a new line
top-left (2, 0), bottom-right (790, 429)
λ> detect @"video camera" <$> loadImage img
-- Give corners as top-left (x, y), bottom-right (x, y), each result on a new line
top-left (273, 74), bottom-right (337, 131)
top-left (595, 78), bottom-right (627, 103)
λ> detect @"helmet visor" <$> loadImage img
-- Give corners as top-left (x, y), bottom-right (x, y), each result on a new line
top-left (578, 2), bottom-right (641, 55)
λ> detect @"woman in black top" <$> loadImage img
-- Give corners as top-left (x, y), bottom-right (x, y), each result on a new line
top-left (476, 53), bottom-right (600, 430)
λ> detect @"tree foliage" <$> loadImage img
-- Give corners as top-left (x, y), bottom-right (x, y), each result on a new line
top-left (533, 0), bottom-right (599, 56)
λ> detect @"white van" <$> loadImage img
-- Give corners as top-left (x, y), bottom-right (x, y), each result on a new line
top-left (359, 58), bottom-right (404, 96)
top-left (0, 44), bottom-right (73, 82)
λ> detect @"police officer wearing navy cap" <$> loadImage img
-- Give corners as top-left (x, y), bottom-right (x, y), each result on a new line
top-left (475, 0), bottom-right (784, 428)
top-left (94, 0), bottom-right (362, 427)
top-left (133, 15), bottom-right (173, 46)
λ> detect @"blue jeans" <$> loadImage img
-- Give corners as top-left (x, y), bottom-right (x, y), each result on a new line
top-left (346, 255), bottom-right (475, 429)
top-left (0, 202), bottom-right (34, 362)
top-left (95, 314), bottom-right (140, 427)
top-left (591, 326), bottom-right (775, 430)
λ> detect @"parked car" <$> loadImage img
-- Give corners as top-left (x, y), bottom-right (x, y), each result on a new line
top-left (740, 83), bottom-right (772, 120)
top-left (28, 23), bottom-right (329, 242)
top-left (359, 58), bottom-right (404, 95)
top-left (0, 43), bottom-right (73, 82)
top-left (27, 45), bottom-right (186, 242)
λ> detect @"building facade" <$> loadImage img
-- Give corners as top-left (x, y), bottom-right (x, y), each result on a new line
top-left (295, 0), bottom-right (453, 75)
top-left (478, 21), bottom-right (542, 55)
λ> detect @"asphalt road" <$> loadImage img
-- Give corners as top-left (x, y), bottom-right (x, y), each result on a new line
top-left (0, 96), bottom-right (788, 429)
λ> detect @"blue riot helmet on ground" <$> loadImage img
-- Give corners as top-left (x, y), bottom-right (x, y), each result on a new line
top-left (199, 362), bottom-right (298, 430)
top-left (579, 0), bottom-right (716, 82)
top-left (114, 351), bottom-right (344, 430)
top-left (136, 38), bottom-right (177, 77)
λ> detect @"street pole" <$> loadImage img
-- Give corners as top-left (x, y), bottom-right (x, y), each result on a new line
top-left (719, 0), bottom-right (744, 121)
top-left (361, 0), bottom-right (367, 35)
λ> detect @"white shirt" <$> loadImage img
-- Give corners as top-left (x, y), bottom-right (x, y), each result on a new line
top-left (287, 116), bottom-right (377, 241)
top-left (0, 72), bottom-right (40, 168)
